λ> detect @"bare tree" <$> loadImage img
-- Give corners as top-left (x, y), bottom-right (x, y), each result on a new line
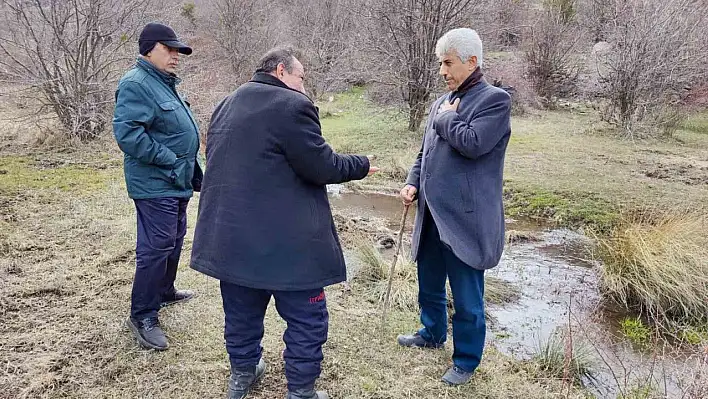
top-left (490, 0), bottom-right (529, 48)
top-left (597, 0), bottom-right (708, 137)
top-left (578, 0), bottom-right (613, 43)
top-left (523, 0), bottom-right (582, 107)
top-left (285, 0), bottom-right (363, 100)
top-left (213, 0), bottom-right (279, 83)
top-left (0, 0), bottom-right (151, 141)
top-left (365, 0), bottom-right (481, 132)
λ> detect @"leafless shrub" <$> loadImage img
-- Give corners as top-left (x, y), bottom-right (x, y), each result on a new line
top-left (213, 0), bottom-right (280, 83)
top-left (493, 0), bottom-right (529, 48)
top-left (596, 0), bottom-right (708, 138)
top-left (485, 52), bottom-right (539, 114)
top-left (523, 0), bottom-right (582, 108)
top-left (578, 0), bottom-right (613, 43)
top-left (0, 0), bottom-right (152, 141)
top-left (284, 0), bottom-right (366, 100)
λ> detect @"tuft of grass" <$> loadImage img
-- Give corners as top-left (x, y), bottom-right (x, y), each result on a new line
top-left (485, 277), bottom-right (522, 306)
top-left (619, 317), bottom-right (652, 346)
top-left (593, 209), bottom-right (708, 328)
top-left (354, 239), bottom-right (418, 311)
top-left (354, 240), bottom-right (520, 312)
top-left (532, 330), bottom-right (596, 387)
top-left (679, 325), bottom-right (708, 345)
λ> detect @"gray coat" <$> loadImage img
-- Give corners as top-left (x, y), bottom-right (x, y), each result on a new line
top-left (406, 80), bottom-right (511, 270)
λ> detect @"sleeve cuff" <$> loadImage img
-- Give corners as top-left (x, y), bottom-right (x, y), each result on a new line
top-left (160, 149), bottom-right (178, 167)
top-left (359, 156), bottom-right (371, 180)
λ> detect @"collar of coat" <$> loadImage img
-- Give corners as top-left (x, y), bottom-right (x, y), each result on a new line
top-left (449, 67), bottom-right (484, 103)
top-left (136, 57), bottom-right (181, 88)
top-left (250, 72), bottom-right (313, 103)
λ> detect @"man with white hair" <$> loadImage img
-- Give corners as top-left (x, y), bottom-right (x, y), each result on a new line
top-left (397, 28), bottom-right (511, 385)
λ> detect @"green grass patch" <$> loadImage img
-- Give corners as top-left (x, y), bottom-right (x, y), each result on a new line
top-left (318, 89), bottom-right (420, 186)
top-left (504, 184), bottom-right (620, 232)
top-left (0, 155), bottom-right (116, 195)
top-left (679, 325), bottom-right (708, 345)
top-left (619, 317), bottom-right (652, 346)
top-left (681, 112), bottom-right (708, 135)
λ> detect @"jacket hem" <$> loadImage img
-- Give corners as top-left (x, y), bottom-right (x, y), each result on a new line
top-left (190, 261), bottom-right (346, 291)
top-left (128, 191), bottom-right (194, 200)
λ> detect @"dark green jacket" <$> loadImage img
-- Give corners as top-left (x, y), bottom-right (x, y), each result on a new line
top-left (113, 58), bottom-right (201, 199)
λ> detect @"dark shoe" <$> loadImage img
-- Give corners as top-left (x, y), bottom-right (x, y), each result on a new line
top-left (227, 358), bottom-right (266, 399)
top-left (126, 316), bottom-right (168, 351)
top-left (160, 289), bottom-right (194, 308)
top-left (285, 388), bottom-right (329, 399)
top-left (397, 332), bottom-right (444, 349)
top-left (441, 365), bottom-right (474, 385)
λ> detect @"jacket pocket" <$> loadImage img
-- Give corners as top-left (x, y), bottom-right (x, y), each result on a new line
top-left (158, 100), bottom-right (189, 134)
top-left (458, 172), bottom-right (475, 213)
top-left (152, 157), bottom-right (187, 190)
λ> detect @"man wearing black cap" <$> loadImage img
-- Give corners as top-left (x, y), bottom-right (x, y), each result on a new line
top-left (113, 22), bottom-right (202, 351)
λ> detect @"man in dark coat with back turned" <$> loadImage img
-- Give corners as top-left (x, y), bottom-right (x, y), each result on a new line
top-left (190, 47), bottom-right (377, 399)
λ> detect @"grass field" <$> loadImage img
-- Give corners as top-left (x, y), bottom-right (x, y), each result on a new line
top-left (1, 88), bottom-right (707, 398)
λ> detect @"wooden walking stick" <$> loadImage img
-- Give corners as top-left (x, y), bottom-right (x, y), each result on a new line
top-left (381, 203), bottom-right (411, 327)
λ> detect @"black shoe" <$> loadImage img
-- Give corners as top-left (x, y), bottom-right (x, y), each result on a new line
top-left (285, 388), bottom-right (329, 399)
top-left (160, 289), bottom-right (194, 308)
top-left (396, 332), bottom-right (445, 349)
top-left (227, 358), bottom-right (266, 399)
top-left (441, 365), bottom-right (474, 385)
top-left (126, 316), bottom-right (168, 351)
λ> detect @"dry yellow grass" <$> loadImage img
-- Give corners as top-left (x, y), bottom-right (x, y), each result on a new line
top-left (0, 147), bottom-right (587, 398)
top-left (353, 240), bottom-right (521, 312)
top-left (593, 209), bottom-right (708, 328)
top-left (354, 239), bottom-right (419, 311)
top-left (5, 89), bottom-right (708, 398)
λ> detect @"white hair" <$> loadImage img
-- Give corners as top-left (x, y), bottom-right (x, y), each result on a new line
top-left (435, 28), bottom-right (483, 67)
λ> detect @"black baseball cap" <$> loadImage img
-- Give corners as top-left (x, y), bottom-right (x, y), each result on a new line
top-left (139, 22), bottom-right (192, 55)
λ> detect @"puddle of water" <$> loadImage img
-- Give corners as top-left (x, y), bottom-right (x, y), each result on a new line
top-left (329, 188), bottom-right (416, 231)
top-left (488, 230), bottom-right (600, 360)
top-left (331, 191), bottom-right (703, 398)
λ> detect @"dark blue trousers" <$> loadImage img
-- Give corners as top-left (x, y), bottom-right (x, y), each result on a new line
top-left (131, 197), bottom-right (189, 320)
top-left (220, 281), bottom-right (328, 391)
top-left (417, 207), bottom-right (486, 373)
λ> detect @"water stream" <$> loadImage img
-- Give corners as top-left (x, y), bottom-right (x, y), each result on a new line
top-left (328, 188), bottom-right (702, 398)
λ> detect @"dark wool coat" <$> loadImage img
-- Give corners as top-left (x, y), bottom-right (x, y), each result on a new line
top-left (190, 73), bottom-right (370, 290)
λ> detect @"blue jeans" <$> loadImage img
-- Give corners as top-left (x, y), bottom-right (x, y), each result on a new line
top-left (220, 281), bottom-right (329, 391)
top-left (417, 207), bottom-right (486, 373)
top-left (131, 197), bottom-right (189, 320)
